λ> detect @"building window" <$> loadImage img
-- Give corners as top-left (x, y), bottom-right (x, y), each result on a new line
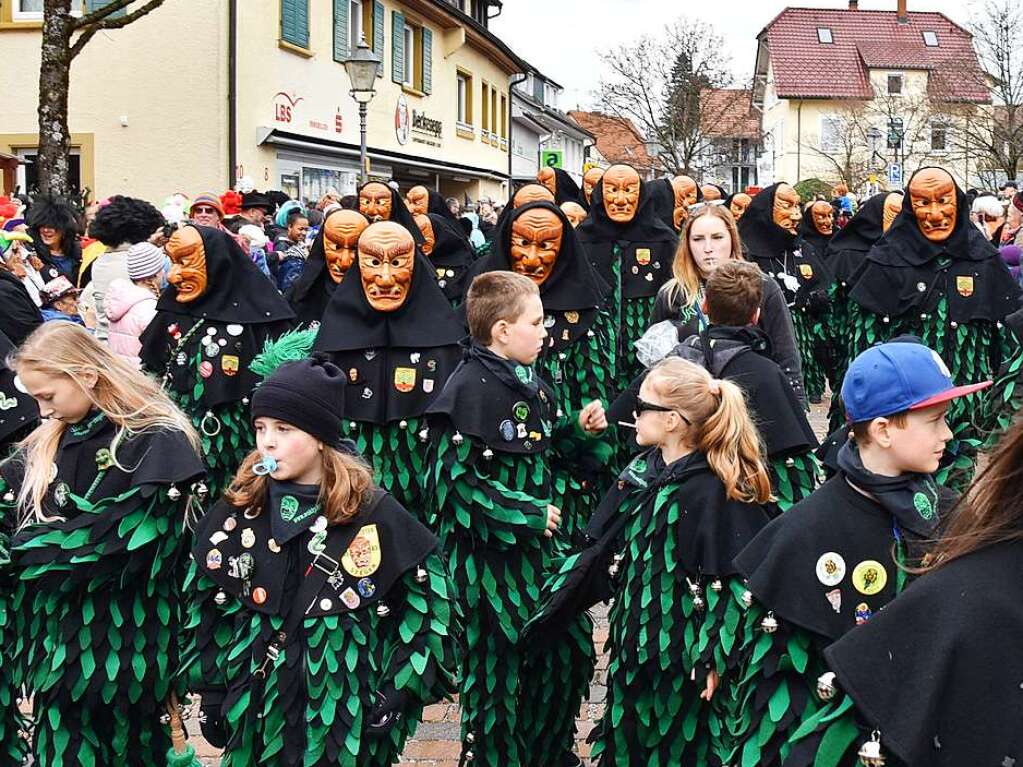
top-left (931, 122), bottom-right (948, 151)
top-left (820, 116), bottom-right (842, 151)
top-left (887, 73), bottom-right (903, 95)
top-left (14, 0), bottom-right (43, 18)
top-left (457, 71), bottom-right (474, 131)
top-left (500, 93), bottom-right (507, 139)
top-left (403, 23), bottom-right (415, 86)
top-left (280, 0), bottom-right (310, 49)
top-left (491, 87), bottom-right (498, 134)
top-left (481, 81), bottom-right (490, 134)
top-left (817, 27), bottom-right (833, 43)
top-left (923, 30), bottom-right (939, 47)
top-left (349, 0), bottom-right (362, 51)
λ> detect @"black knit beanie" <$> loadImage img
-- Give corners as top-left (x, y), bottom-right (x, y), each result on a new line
top-left (250, 355), bottom-right (347, 448)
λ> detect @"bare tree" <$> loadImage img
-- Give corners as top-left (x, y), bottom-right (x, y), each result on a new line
top-left (800, 101), bottom-right (875, 187)
top-left (930, 0), bottom-right (1023, 185)
top-left (595, 17), bottom-right (740, 177)
top-left (38, 0), bottom-right (167, 198)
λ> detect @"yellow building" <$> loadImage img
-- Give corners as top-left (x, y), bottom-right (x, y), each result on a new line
top-left (0, 0), bottom-right (523, 203)
top-left (753, 2), bottom-right (990, 191)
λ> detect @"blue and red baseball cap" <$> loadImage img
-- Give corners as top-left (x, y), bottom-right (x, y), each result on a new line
top-left (841, 342), bottom-right (991, 423)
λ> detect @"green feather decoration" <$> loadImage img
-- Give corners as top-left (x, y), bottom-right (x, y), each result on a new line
top-left (249, 327), bottom-right (319, 379)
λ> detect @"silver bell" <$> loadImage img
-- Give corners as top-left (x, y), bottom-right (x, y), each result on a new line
top-left (2, 490), bottom-right (14, 503)
top-left (741, 590), bottom-right (753, 608)
top-left (376, 602), bottom-right (391, 617)
top-left (465, 750), bottom-right (475, 761)
top-left (857, 731), bottom-right (886, 766)
top-left (709, 579), bottom-right (723, 592)
top-left (692, 594), bottom-right (705, 611)
top-left (452, 432), bottom-right (464, 446)
top-left (195, 482), bottom-right (208, 499)
top-left (688, 581), bottom-right (701, 597)
top-left (167, 485), bottom-right (182, 501)
top-left (466, 732), bottom-right (475, 744)
top-left (882, 315), bottom-right (890, 324)
top-left (816, 671), bottom-right (838, 701)
top-left (214, 590), bottom-right (228, 605)
top-left (482, 448), bottom-right (494, 460)
top-left (761, 611), bottom-right (779, 634)
top-left (159, 712), bottom-right (171, 724)
top-left (241, 397), bottom-right (250, 405)
top-left (418, 428), bottom-right (430, 443)
top-left (399, 419), bottom-right (408, 430)
top-left (415, 566), bottom-right (428, 583)
top-left (608, 563), bottom-right (619, 577)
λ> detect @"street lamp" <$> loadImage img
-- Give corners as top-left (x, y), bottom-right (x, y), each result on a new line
top-left (344, 35), bottom-right (381, 185)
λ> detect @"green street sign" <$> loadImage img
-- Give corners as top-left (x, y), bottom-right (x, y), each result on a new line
top-left (540, 150), bottom-right (563, 169)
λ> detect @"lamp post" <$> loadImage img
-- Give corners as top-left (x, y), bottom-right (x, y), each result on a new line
top-left (344, 35), bottom-right (381, 186)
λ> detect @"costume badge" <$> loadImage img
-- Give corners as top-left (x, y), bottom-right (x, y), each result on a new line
top-left (913, 490), bottom-right (936, 520)
top-left (199, 361), bottom-right (213, 379)
top-left (241, 528), bottom-right (256, 548)
top-left (825, 588), bottom-right (841, 613)
top-left (516, 423), bottom-right (528, 439)
top-left (394, 367), bottom-right (416, 393)
top-left (423, 378), bottom-right (434, 393)
top-left (53, 482), bottom-right (69, 508)
top-left (852, 560), bottom-right (887, 595)
top-left (799, 263), bottom-right (813, 279)
top-left (279, 495), bottom-right (299, 521)
top-left (222, 355), bottom-right (240, 376)
top-left (362, 387), bottom-right (373, 399)
top-left (565, 311), bottom-right (579, 324)
top-left (206, 549), bottom-right (223, 570)
top-left (364, 349), bottom-right (377, 361)
top-left (342, 524), bottom-right (381, 577)
top-left (544, 315), bottom-right (556, 328)
top-left (252, 587), bottom-right (268, 605)
top-left (635, 248), bottom-right (651, 266)
top-left (410, 352), bottom-right (421, 364)
top-left (815, 552), bottom-right (846, 586)
top-left (226, 324), bottom-right (243, 336)
top-left (0, 393), bottom-right (16, 411)
top-left (209, 531), bottom-right (228, 545)
top-left (855, 602), bottom-right (872, 624)
top-left (426, 359), bottom-right (437, 372)
top-left (500, 419), bottom-right (515, 441)
top-left (95, 448), bottom-right (114, 471)
top-left (349, 368), bottom-right (358, 383)
top-left (268, 538), bottom-right (281, 553)
top-left (562, 328), bottom-right (570, 340)
top-left (223, 516), bottom-right (237, 532)
top-left (956, 275), bottom-right (974, 297)
top-left (513, 401), bottom-right (530, 422)
top-left (340, 587), bottom-right (361, 609)
top-left (514, 365), bottom-right (532, 385)
top-left (357, 577), bottom-right (376, 598)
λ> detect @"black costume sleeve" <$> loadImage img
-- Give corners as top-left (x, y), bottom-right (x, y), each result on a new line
top-left (759, 277), bottom-right (806, 406)
top-left (649, 287), bottom-right (673, 326)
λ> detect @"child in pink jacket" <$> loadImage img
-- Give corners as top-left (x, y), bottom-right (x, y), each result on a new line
top-left (105, 241), bottom-right (165, 367)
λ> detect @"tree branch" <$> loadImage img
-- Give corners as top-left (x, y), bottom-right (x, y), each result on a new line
top-left (71, 0), bottom-right (166, 59)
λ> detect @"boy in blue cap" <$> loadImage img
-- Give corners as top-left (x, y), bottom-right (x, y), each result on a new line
top-left (725, 341), bottom-right (988, 765)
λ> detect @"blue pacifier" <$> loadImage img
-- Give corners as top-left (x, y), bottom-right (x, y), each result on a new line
top-left (252, 454), bottom-right (279, 476)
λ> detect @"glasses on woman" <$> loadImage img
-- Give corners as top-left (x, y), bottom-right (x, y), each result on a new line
top-left (634, 396), bottom-right (691, 425)
top-left (193, 206), bottom-right (218, 215)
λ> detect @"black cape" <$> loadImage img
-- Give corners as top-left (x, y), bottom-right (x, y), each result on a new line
top-left (425, 188), bottom-right (460, 224)
top-left (425, 213), bottom-right (476, 302)
top-left (138, 225), bottom-right (295, 407)
top-left (738, 183), bottom-right (833, 305)
top-left (576, 174), bottom-right (678, 299)
top-left (798, 204), bottom-right (834, 258)
top-left (0, 269), bottom-right (43, 346)
top-left (825, 192), bottom-right (890, 286)
top-left (471, 200), bottom-right (608, 352)
top-left (0, 329), bottom-right (39, 445)
top-left (426, 344), bottom-right (557, 456)
top-left (734, 474), bottom-right (955, 641)
top-left (358, 182), bottom-right (425, 245)
top-left (824, 538), bottom-right (1023, 766)
top-left (528, 449), bottom-right (772, 642)
top-left (285, 207), bottom-right (349, 325)
top-left (548, 168), bottom-right (584, 206)
top-left (313, 251), bottom-right (465, 424)
top-left (192, 488), bottom-right (437, 618)
top-left (850, 168), bottom-right (1023, 322)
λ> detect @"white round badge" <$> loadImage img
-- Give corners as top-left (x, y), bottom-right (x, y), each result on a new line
top-left (815, 552), bottom-right (847, 587)
top-left (226, 324), bottom-right (244, 337)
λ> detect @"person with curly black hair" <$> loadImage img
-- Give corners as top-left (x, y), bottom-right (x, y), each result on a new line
top-left (26, 195), bottom-right (82, 283)
top-left (80, 195), bottom-right (165, 341)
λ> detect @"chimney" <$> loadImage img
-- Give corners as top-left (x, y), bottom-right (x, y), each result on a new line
top-left (897, 0), bottom-right (908, 23)
top-left (849, 0), bottom-right (858, 9)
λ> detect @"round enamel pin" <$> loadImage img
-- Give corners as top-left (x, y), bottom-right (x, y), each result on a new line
top-left (815, 552), bottom-right (846, 586)
top-left (852, 560), bottom-right (888, 595)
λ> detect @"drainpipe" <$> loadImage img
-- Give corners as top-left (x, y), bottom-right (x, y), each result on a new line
top-left (796, 99), bottom-right (803, 182)
top-left (508, 72), bottom-right (528, 195)
top-left (228, 0), bottom-right (238, 188)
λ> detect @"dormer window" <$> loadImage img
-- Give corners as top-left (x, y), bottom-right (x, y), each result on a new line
top-left (922, 30), bottom-right (939, 46)
top-left (817, 27), bottom-right (833, 43)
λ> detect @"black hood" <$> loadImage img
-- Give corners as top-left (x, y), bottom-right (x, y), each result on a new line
top-left (548, 168), bottom-right (584, 206)
top-left (827, 191), bottom-right (890, 255)
top-left (737, 183), bottom-right (799, 259)
top-left (576, 171), bottom-right (679, 244)
top-left (798, 201), bottom-right (834, 255)
top-left (358, 182), bottom-right (425, 245)
top-left (286, 207), bottom-right (365, 325)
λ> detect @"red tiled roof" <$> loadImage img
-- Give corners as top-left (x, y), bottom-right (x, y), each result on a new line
top-left (701, 89), bottom-right (761, 139)
top-left (762, 8), bottom-right (989, 102)
top-left (566, 111), bottom-right (661, 171)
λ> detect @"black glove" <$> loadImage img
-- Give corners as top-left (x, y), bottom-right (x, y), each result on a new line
top-left (199, 701), bottom-right (228, 749)
top-left (805, 288), bottom-right (831, 318)
top-left (366, 685), bottom-right (408, 737)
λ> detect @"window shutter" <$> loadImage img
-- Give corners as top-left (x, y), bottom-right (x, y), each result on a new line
top-left (85, 0), bottom-right (126, 18)
top-left (333, 0), bottom-right (349, 62)
top-left (392, 11), bottom-right (405, 84)
top-left (374, 1), bottom-right (384, 76)
top-left (281, 0), bottom-right (309, 48)
top-left (422, 27), bottom-right (433, 94)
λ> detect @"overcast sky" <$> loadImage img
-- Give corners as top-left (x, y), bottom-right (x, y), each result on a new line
top-left (490, 0), bottom-right (976, 109)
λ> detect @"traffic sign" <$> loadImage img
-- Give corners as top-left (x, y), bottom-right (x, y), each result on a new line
top-left (540, 150), bottom-right (563, 169)
top-left (888, 163), bottom-right (903, 187)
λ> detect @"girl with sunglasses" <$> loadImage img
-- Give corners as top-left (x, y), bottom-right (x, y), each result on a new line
top-left (530, 356), bottom-right (773, 765)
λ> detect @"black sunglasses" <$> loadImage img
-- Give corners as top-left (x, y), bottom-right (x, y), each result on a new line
top-left (635, 396), bottom-right (691, 425)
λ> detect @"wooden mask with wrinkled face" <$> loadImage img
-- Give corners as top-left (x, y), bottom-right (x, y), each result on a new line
top-left (729, 193), bottom-right (752, 221)
top-left (513, 184), bottom-right (555, 208)
top-left (324, 210), bottom-right (368, 283)
top-left (510, 208), bottom-right (563, 286)
top-left (359, 182), bottom-right (393, 222)
top-left (167, 226), bottom-right (207, 302)
top-left (583, 167), bottom-right (604, 205)
top-left (414, 214), bottom-right (436, 256)
top-left (537, 166), bottom-right (557, 195)
top-left (358, 222), bottom-right (415, 312)
top-left (772, 184), bottom-right (802, 235)
top-left (671, 175), bottom-right (698, 229)
top-left (810, 200), bottom-right (834, 236)
top-left (560, 201), bottom-right (586, 228)
top-left (882, 192), bottom-right (904, 233)
top-left (405, 185), bottom-right (429, 216)
top-left (602, 165), bottom-right (641, 224)
top-left (908, 169), bottom-right (956, 242)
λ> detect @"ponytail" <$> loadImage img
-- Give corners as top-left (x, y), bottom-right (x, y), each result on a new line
top-left (647, 357), bottom-right (773, 504)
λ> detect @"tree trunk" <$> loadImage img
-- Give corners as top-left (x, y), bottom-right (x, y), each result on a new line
top-left (36, 0), bottom-right (74, 198)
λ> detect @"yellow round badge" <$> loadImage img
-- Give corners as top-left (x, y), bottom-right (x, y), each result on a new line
top-left (852, 560), bottom-right (887, 595)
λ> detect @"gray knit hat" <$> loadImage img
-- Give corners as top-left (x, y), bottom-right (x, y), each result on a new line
top-left (127, 241), bottom-right (165, 280)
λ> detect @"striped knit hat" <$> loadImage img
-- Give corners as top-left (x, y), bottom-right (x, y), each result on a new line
top-left (127, 242), bottom-right (166, 280)
top-left (189, 192), bottom-right (224, 218)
